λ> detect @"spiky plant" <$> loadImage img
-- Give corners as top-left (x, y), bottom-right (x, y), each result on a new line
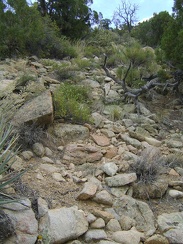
top-left (0, 117), bottom-right (25, 205)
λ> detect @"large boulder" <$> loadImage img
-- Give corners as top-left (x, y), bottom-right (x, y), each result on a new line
top-left (12, 90), bottom-right (53, 126)
top-left (113, 195), bottom-right (156, 236)
top-left (39, 206), bottom-right (88, 243)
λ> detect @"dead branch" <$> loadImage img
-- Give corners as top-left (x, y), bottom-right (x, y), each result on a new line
top-left (102, 55), bottom-right (182, 114)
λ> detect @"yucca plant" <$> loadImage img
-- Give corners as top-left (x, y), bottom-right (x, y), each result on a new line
top-left (0, 117), bottom-right (25, 205)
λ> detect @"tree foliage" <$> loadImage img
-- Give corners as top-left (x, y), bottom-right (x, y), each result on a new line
top-left (37, 0), bottom-right (100, 39)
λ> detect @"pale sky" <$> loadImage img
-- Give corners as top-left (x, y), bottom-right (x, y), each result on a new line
top-left (91, 0), bottom-right (174, 23)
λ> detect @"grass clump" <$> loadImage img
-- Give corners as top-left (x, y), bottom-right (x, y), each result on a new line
top-left (132, 147), bottom-right (164, 183)
top-left (54, 82), bottom-right (92, 124)
top-left (0, 117), bottom-right (25, 205)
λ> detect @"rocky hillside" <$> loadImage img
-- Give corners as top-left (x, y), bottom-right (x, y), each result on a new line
top-left (1, 57), bottom-right (183, 244)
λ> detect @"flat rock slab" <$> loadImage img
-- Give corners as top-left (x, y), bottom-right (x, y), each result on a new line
top-left (63, 143), bottom-right (103, 165)
top-left (12, 90), bottom-right (53, 126)
top-left (105, 173), bottom-right (137, 187)
top-left (91, 134), bottom-right (110, 146)
top-left (53, 123), bottom-right (89, 143)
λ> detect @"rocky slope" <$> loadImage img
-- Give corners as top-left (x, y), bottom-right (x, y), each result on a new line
top-left (1, 57), bottom-right (183, 244)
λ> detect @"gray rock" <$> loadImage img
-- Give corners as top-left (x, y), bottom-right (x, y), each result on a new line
top-left (90, 218), bottom-right (105, 229)
top-left (112, 228), bottom-right (143, 244)
top-left (166, 139), bottom-right (183, 148)
top-left (120, 134), bottom-right (141, 148)
top-left (113, 195), bottom-right (156, 235)
top-left (144, 137), bottom-right (161, 147)
top-left (39, 207), bottom-right (88, 243)
top-left (84, 229), bottom-right (107, 242)
top-left (37, 197), bottom-right (48, 218)
top-left (105, 173), bottom-right (137, 187)
top-left (32, 142), bottom-right (45, 157)
top-left (77, 182), bottom-right (98, 200)
top-left (53, 123), bottom-right (89, 143)
top-left (21, 150), bottom-right (34, 160)
top-left (42, 156), bottom-right (54, 164)
top-left (106, 219), bottom-right (121, 232)
top-left (101, 162), bottom-right (118, 176)
top-left (12, 90), bottom-right (53, 126)
top-left (158, 212), bottom-right (183, 232)
top-left (81, 79), bottom-right (101, 88)
top-left (119, 215), bottom-right (136, 230)
top-left (168, 189), bottom-right (183, 198)
top-left (99, 241), bottom-right (119, 244)
top-left (92, 190), bottom-right (113, 206)
top-left (87, 213), bottom-right (97, 224)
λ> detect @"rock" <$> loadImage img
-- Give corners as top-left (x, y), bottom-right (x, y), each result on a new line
top-left (53, 123), bottom-right (89, 143)
top-left (166, 139), bottom-right (183, 148)
top-left (174, 167), bottom-right (183, 176)
top-left (105, 173), bottom-right (137, 187)
top-left (32, 142), bottom-right (45, 157)
top-left (0, 79), bottom-right (16, 98)
top-left (77, 182), bottom-right (98, 200)
top-left (101, 162), bottom-right (118, 176)
top-left (90, 218), bottom-right (105, 229)
top-left (157, 212), bottom-right (183, 244)
top-left (39, 207), bottom-right (88, 243)
top-left (52, 172), bottom-right (66, 182)
top-left (110, 186), bottom-right (130, 197)
top-left (106, 219), bottom-right (121, 232)
top-left (12, 90), bottom-right (53, 126)
top-left (99, 241), bottom-right (119, 244)
top-left (105, 146), bottom-right (118, 159)
top-left (84, 229), bottom-right (107, 243)
top-left (91, 134), bottom-right (110, 146)
top-left (92, 190), bottom-right (113, 206)
top-left (119, 215), bottom-right (136, 230)
top-left (45, 147), bottom-right (53, 156)
top-left (21, 150), bottom-right (34, 160)
top-left (144, 234), bottom-right (169, 244)
top-left (144, 137), bottom-right (161, 147)
top-left (87, 213), bottom-right (97, 224)
top-left (39, 164), bottom-right (59, 173)
top-left (42, 156), bottom-right (54, 164)
top-left (120, 134), bottom-right (141, 149)
top-left (3, 198), bottom-right (38, 244)
top-left (112, 228), bottom-right (143, 244)
top-left (63, 143), bottom-right (103, 165)
top-left (91, 112), bottom-right (106, 128)
top-left (81, 79), bottom-right (101, 88)
top-left (168, 189), bottom-right (183, 198)
top-left (113, 195), bottom-right (156, 235)
top-left (92, 209), bottom-right (115, 223)
top-left (37, 197), bottom-right (48, 218)
top-left (169, 168), bottom-right (180, 176)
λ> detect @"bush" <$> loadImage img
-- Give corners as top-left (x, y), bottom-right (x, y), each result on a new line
top-left (54, 82), bottom-right (92, 123)
top-left (131, 147), bottom-right (165, 183)
top-left (17, 123), bottom-right (46, 149)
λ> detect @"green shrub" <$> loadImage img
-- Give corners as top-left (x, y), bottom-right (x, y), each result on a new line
top-left (54, 82), bottom-right (92, 123)
top-left (0, 117), bottom-right (25, 205)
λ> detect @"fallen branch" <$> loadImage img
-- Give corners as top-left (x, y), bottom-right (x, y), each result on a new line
top-left (102, 55), bottom-right (182, 114)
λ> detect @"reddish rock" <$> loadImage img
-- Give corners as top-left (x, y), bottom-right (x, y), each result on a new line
top-left (91, 134), bottom-right (110, 147)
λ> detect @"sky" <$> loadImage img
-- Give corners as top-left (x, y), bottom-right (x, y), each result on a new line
top-left (91, 0), bottom-right (174, 23)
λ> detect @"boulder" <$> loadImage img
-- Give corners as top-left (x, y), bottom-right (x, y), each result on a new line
top-left (12, 90), bottom-right (53, 126)
top-left (3, 199), bottom-right (38, 244)
top-left (63, 143), bottom-right (103, 165)
top-left (105, 173), bottom-right (137, 187)
top-left (39, 207), bottom-right (88, 243)
top-left (53, 123), bottom-right (89, 143)
top-left (113, 195), bottom-right (156, 235)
